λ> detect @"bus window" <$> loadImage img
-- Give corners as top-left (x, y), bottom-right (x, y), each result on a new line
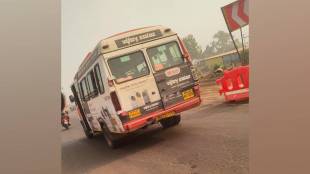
top-left (147, 41), bottom-right (183, 71)
top-left (79, 84), bottom-right (84, 100)
top-left (79, 82), bottom-right (84, 100)
top-left (85, 78), bottom-right (91, 98)
top-left (80, 78), bottom-right (89, 101)
top-left (108, 51), bottom-right (149, 83)
top-left (94, 64), bottom-right (105, 94)
top-left (86, 70), bottom-right (98, 97)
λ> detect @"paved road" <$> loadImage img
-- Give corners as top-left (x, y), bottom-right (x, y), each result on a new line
top-left (62, 87), bottom-right (248, 174)
top-left (199, 83), bottom-right (225, 106)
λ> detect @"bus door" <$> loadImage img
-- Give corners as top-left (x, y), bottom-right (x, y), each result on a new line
top-left (70, 84), bottom-right (92, 133)
top-left (146, 41), bottom-right (196, 108)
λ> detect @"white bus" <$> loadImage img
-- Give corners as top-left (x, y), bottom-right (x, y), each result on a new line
top-left (70, 26), bottom-right (201, 148)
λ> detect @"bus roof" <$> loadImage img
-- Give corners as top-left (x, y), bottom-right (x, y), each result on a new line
top-left (75, 25), bottom-right (177, 80)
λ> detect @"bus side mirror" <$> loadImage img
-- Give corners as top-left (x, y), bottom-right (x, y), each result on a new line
top-left (69, 95), bottom-right (75, 103)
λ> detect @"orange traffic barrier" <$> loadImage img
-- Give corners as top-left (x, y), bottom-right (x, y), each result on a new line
top-left (216, 65), bottom-right (249, 101)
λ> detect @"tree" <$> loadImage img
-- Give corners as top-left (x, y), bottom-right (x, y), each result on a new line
top-left (202, 30), bottom-right (241, 57)
top-left (202, 45), bottom-right (215, 58)
top-left (182, 34), bottom-right (203, 60)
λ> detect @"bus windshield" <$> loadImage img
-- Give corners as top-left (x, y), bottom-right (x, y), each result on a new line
top-left (108, 51), bottom-right (149, 83)
top-left (147, 41), bottom-right (184, 71)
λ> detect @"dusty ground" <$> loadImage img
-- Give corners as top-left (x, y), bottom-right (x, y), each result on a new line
top-left (62, 84), bottom-right (249, 174)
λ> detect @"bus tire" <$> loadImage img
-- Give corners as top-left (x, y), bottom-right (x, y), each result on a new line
top-left (80, 121), bottom-right (93, 139)
top-left (103, 128), bottom-right (123, 149)
top-left (100, 123), bottom-right (124, 149)
top-left (160, 114), bottom-right (181, 128)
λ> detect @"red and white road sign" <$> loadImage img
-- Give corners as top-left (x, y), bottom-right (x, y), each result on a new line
top-left (222, 0), bottom-right (249, 32)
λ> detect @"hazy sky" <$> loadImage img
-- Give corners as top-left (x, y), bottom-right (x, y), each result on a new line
top-left (62, 0), bottom-right (237, 96)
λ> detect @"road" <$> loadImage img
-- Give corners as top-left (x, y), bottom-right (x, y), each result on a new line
top-left (62, 85), bottom-right (249, 174)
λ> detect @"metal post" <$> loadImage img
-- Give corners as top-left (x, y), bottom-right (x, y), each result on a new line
top-left (221, 8), bottom-right (242, 65)
top-left (240, 27), bottom-right (246, 65)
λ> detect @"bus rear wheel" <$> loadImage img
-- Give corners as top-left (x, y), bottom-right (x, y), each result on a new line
top-left (101, 126), bottom-right (124, 149)
top-left (103, 130), bottom-right (125, 149)
top-left (160, 114), bottom-right (181, 129)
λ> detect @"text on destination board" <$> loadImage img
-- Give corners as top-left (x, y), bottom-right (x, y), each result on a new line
top-left (115, 29), bottom-right (163, 48)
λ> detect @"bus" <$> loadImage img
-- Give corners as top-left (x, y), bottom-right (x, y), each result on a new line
top-left (70, 26), bottom-right (201, 148)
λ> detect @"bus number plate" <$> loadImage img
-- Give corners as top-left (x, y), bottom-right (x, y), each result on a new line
top-left (182, 89), bottom-right (194, 100)
top-left (128, 109), bottom-right (141, 119)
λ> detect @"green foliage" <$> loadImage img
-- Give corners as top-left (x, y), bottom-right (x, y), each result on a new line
top-left (181, 31), bottom-right (248, 67)
top-left (241, 49), bottom-right (249, 65)
top-left (182, 34), bottom-right (203, 60)
top-left (212, 63), bottom-right (224, 71)
top-left (213, 64), bottom-right (221, 71)
top-left (202, 30), bottom-right (241, 58)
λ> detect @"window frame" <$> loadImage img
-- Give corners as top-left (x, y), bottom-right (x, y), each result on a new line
top-left (94, 63), bottom-right (105, 94)
top-left (79, 83), bottom-right (84, 101)
top-left (85, 70), bottom-right (98, 98)
top-left (146, 41), bottom-right (184, 72)
top-left (107, 50), bottom-right (150, 84)
top-left (80, 78), bottom-right (90, 101)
